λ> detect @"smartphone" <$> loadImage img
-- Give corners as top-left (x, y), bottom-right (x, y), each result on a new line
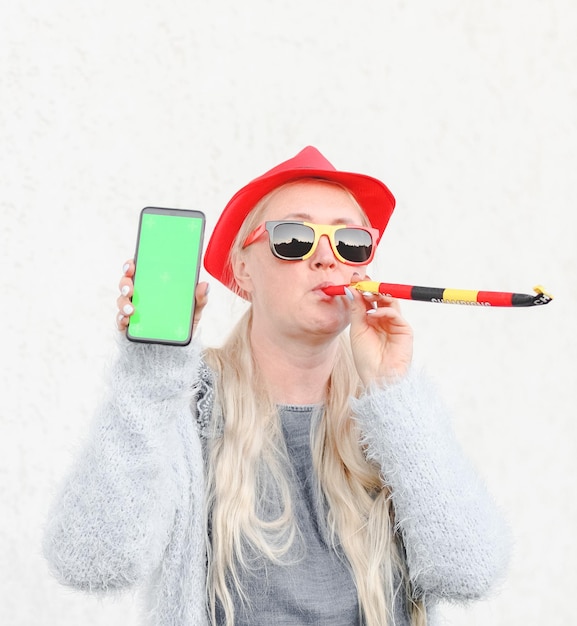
top-left (126, 207), bottom-right (206, 346)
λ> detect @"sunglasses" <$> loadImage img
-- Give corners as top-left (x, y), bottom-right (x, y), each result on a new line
top-left (243, 221), bottom-right (379, 265)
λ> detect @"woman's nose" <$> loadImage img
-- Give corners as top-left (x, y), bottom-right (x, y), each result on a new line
top-left (310, 235), bottom-right (337, 268)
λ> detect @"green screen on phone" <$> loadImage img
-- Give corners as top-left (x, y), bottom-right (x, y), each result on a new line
top-left (127, 208), bottom-right (205, 345)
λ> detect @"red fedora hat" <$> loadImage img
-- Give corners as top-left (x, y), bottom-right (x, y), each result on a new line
top-left (204, 146), bottom-right (396, 290)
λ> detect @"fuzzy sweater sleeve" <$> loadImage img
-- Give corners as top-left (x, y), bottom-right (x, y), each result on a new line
top-left (350, 367), bottom-right (510, 603)
top-left (42, 336), bottom-right (203, 593)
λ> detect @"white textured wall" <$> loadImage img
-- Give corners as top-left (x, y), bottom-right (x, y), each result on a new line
top-left (2, 1), bottom-right (575, 624)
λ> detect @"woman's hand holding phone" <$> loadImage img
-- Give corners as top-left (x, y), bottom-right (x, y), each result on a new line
top-left (116, 259), bottom-right (210, 337)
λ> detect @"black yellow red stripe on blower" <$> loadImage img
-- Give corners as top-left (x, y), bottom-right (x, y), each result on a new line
top-left (322, 281), bottom-right (553, 307)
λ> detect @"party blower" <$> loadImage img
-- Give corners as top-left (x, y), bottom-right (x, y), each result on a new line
top-left (322, 281), bottom-right (554, 307)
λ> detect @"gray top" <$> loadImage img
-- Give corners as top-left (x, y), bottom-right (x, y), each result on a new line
top-left (217, 404), bottom-right (361, 625)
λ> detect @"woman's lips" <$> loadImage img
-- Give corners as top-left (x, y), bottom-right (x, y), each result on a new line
top-left (312, 282), bottom-right (338, 301)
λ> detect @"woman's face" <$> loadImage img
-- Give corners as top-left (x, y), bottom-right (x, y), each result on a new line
top-left (234, 180), bottom-right (370, 343)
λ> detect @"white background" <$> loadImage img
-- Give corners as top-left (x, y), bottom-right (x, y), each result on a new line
top-left (1, 1), bottom-right (575, 624)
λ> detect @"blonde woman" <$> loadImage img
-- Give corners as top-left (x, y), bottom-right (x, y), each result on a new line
top-left (44, 147), bottom-right (509, 626)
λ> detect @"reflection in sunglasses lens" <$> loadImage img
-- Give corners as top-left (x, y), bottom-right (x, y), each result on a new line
top-left (336, 229), bottom-right (373, 263)
top-left (272, 223), bottom-right (315, 259)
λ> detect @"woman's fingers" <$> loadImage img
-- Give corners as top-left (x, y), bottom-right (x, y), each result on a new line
top-left (348, 272), bottom-right (414, 384)
top-left (193, 282), bottom-right (210, 331)
top-left (116, 259), bottom-right (135, 331)
top-left (121, 259), bottom-right (135, 278)
top-left (114, 260), bottom-right (210, 336)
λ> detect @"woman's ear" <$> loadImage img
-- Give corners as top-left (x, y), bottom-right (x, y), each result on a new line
top-left (232, 255), bottom-right (254, 296)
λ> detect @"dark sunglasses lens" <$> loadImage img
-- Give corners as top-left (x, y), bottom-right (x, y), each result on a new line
top-left (272, 223), bottom-right (315, 259)
top-left (335, 228), bottom-right (373, 263)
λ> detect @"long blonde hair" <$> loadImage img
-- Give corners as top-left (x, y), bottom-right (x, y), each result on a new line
top-left (204, 180), bottom-right (426, 625)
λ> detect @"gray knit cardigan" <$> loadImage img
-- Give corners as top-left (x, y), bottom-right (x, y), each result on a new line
top-left (43, 338), bottom-right (509, 625)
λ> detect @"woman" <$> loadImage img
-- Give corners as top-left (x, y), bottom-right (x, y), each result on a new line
top-left (43, 147), bottom-right (509, 626)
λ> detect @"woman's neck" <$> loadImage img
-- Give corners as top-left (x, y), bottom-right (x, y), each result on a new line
top-left (250, 329), bottom-right (339, 405)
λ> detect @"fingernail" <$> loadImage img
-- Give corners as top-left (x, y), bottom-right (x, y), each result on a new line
top-left (366, 308), bottom-right (376, 315)
top-left (371, 301), bottom-right (378, 309)
top-left (121, 285), bottom-right (130, 296)
top-left (122, 263), bottom-right (130, 274)
top-left (344, 287), bottom-right (354, 301)
top-left (362, 291), bottom-right (373, 297)
top-left (122, 304), bottom-right (134, 315)
top-left (205, 283), bottom-right (210, 296)
top-left (118, 314), bottom-right (125, 323)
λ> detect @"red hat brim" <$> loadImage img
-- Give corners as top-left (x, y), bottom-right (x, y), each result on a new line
top-left (204, 146), bottom-right (396, 290)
